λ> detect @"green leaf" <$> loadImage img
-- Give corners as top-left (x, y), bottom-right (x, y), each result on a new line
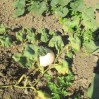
top-left (51, 0), bottom-right (71, 7)
top-left (51, 0), bottom-right (59, 7)
top-left (28, 1), bottom-right (46, 15)
top-left (83, 40), bottom-right (98, 53)
top-left (24, 58), bottom-right (33, 67)
top-left (55, 60), bottom-right (69, 75)
top-left (66, 52), bottom-right (73, 58)
top-left (13, 0), bottom-right (25, 8)
top-left (0, 34), bottom-right (12, 48)
top-left (69, 35), bottom-right (81, 52)
top-left (49, 31), bottom-right (56, 36)
top-left (81, 7), bottom-right (98, 31)
top-left (82, 7), bottom-right (95, 21)
top-left (70, 0), bottom-right (85, 12)
top-left (55, 7), bottom-right (69, 17)
top-left (23, 45), bottom-right (35, 59)
top-left (38, 47), bottom-right (47, 56)
top-left (26, 29), bottom-right (36, 43)
top-left (39, 28), bottom-right (49, 43)
top-left (23, 45), bottom-right (46, 61)
top-left (38, 2), bottom-right (47, 15)
top-left (82, 19), bottom-right (98, 31)
top-left (60, 16), bottom-right (80, 33)
top-left (14, 8), bottom-right (25, 17)
top-left (0, 24), bottom-right (6, 34)
top-left (12, 53), bottom-right (22, 62)
top-left (16, 32), bottom-right (26, 41)
top-left (13, 53), bottom-right (33, 67)
top-left (13, 0), bottom-right (26, 17)
top-left (58, 0), bottom-right (71, 6)
top-left (48, 35), bottom-right (64, 53)
top-left (87, 73), bottom-right (99, 99)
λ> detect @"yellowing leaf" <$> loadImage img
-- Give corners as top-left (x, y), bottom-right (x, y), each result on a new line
top-left (35, 90), bottom-right (51, 99)
top-left (55, 60), bottom-right (69, 75)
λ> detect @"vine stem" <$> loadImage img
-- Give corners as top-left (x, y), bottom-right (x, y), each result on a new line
top-left (0, 85), bottom-right (36, 91)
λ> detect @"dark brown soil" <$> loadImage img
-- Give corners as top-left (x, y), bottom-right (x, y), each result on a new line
top-left (0, 0), bottom-right (99, 99)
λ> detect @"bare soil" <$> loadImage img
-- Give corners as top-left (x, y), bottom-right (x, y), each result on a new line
top-left (0, 0), bottom-right (99, 99)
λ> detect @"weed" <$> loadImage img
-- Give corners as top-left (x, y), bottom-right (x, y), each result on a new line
top-left (0, 25), bottom-right (12, 48)
top-left (46, 72), bottom-right (74, 99)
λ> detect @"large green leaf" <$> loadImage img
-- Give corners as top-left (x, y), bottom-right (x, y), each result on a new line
top-left (82, 7), bottom-right (95, 21)
top-left (23, 45), bottom-right (35, 59)
top-left (13, 51), bottom-right (33, 67)
top-left (13, 0), bottom-right (26, 17)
